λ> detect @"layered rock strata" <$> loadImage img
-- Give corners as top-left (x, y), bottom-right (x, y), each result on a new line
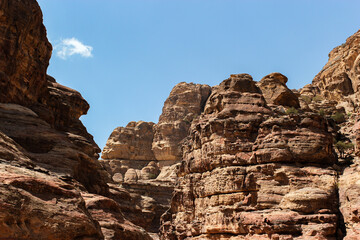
top-left (152, 82), bottom-right (212, 161)
top-left (160, 74), bottom-right (338, 239)
top-left (312, 30), bottom-right (360, 104)
top-left (257, 72), bottom-right (300, 108)
top-left (309, 30), bottom-right (360, 240)
top-left (100, 83), bottom-right (212, 236)
top-left (0, 0), bottom-right (150, 239)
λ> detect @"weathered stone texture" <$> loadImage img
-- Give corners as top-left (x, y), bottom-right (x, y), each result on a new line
top-left (312, 30), bottom-right (360, 102)
top-left (102, 121), bottom-right (156, 160)
top-left (0, 0), bottom-right (52, 105)
top-left (160, 74), bottom-right (338, 240)
top-left (152, 82), bottom-right (211, 161)
top-left (257, 72), bottom-right (300, 108)
top-left (0, 1), bottom-right (151, 239)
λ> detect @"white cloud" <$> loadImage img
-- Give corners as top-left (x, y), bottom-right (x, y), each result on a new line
top-left (55, 38), bottom-right (93, 59)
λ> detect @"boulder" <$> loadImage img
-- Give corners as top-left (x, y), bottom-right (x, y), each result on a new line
top-left (257, 72), bottom-right (300, 108)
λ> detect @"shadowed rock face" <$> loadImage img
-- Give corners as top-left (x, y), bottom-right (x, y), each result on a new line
top-left (160, 74), bottom-right (338, 240)
top-left (0, 1), bottom-right (150, 239)
top-left (0, 0), bottom-right (52, 105)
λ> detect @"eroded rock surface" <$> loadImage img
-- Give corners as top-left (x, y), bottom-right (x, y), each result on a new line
top-left (0, 1), bottom-right (150, 239)
top-left (257, 72), bottom-right (300, 108)
top-left (152, 82), bottom-right (211, 161)
top-left (102, 121), bottom-right (156, 161)
top-left (100, 82), bottom-right (212, 236)
top-left (312, 30), bottom-right (360, 103)
top-left (160, 74), bottom-right (338, 240)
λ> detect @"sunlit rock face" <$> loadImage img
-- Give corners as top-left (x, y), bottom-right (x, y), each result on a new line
top-left (305, 29), bottom-right (360, 240)
top-left (160, 74), bottom-right (338, 240)
top-left (100, 82), bottom-right (212, 236)
top-left (308, 29), bottom-right (360, 116)
top-left (152, 82), bottom-right (212, 161)
top-left (257, 72), bottom-right (300, 108)
top-left (102, 121), bottom-right (156, 161)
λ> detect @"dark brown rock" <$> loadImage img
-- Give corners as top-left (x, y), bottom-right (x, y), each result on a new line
top-left (0, 1), bottom-right (152, 239)
top-left (0, 0), bottom-right (51, 105)
top-left (257, 72), bottom-right (300, 108)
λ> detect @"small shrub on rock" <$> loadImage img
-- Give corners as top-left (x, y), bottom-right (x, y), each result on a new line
top-left (335, 141), bottom-right (354, 158)
top-left (331, 112), bottom-right (345, 123)
top-left (285, 107), bottom-right (299, 115)
top-left (312, 95), bottom-right (324, 102)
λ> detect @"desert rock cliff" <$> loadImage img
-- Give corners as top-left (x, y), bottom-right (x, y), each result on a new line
top-left (100, 82), bottom-right (211, 238)
top-left (1, 0), bottom-right (360, 239)
top-left (160, 74), bottom-right (339, 239)
top-left (0, 0), bottom-right (151, 239)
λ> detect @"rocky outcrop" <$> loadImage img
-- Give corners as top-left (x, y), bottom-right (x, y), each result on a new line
top-left (152, 82), bottom-right (211, 161)
top-left (308, 29), bottom-right (360, 118)
top-left (312, 30), bottom-right (360, 102)
top-left (0, 0), bottom-right (51, 105)
top-left (3, 0), bottom-right (360, 239)
top-left (102, 121), bottom-right (156, 161)
top-left (160, 74), bottom-right (338, 239)
top-left (302, 30), bottom-right (360, 239)
top-left (83, 193), bottom-right (153, 240)
top-left (100, 82), bottom-right (211, 236)
top-left (0, 1), bottom-right (150, 239)
top-left (257, 72), bottom-right (300, 108)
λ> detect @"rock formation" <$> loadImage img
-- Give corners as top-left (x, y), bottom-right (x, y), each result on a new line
top-left (152, 82), bottom-right (211, 161)
top-left (312, 30), bottom-right (360, 103)
top-left (307, 29), bottom-right (360, 240)
top-left (100, 82), bottom-right (212, 237)
top-left (2, 0), bottom-right (360, 239)
top-left (102, 121), bottom-right (156, 161)
top-left (0, 1), bottom-right (150, 239)
top-left (160, 74), bottom-right (338, 239)
top-left (257, 72), bottom-right (300, 108)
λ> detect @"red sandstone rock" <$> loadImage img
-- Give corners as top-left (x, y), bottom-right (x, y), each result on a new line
top-left (0, 1), bottom-right (152, 239)
top-left (160, 74), bottom-right (338, 240)
top-left (83, 193), bottom-right (153, 240)
top-left (0, 0), bottom-right (51, 105)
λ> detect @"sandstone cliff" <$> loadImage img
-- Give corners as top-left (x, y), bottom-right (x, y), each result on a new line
top-left (100, 82), bottom-right (211, 237)
top-left (0, 1), bottom-right (151, 239)
top-left (160, 74), bottom-right (339, 239)
top-left (2, 0), bottom-right (360, 239)
top-left (308, 30), bottom-right (360, 240)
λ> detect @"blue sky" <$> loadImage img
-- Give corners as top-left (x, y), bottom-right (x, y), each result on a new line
top-left (37, 0), bottom-right (360, 152)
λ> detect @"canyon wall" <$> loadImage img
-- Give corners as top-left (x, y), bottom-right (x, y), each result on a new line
top-left (0, 1), bottom-right (152, 239)
top-left (158, 31), bottom-right (360, 239)
top-left (1, 0), bottom-right (360, 239)
top-left (160, 74), bottom-right (339, 239)
top-left (100, 83), bottom-right (211, 238)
